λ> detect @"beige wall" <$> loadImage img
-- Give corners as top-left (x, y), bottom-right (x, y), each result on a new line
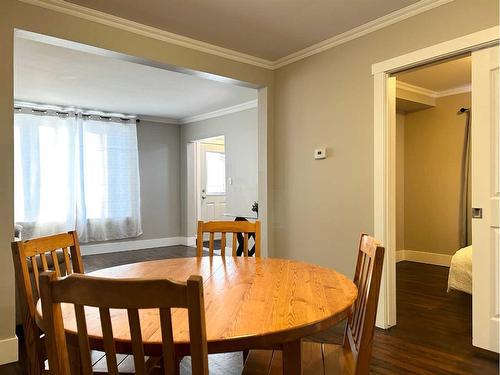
top-left (0, 0), bottom-right (498, 361)
top-left (0, 0), bottom-right (274, 356)
top-left (403, 93), bottom-right (471, 254)
top-left (273, 0), bottom-right (498, 276)
top-left (396, 113), bottom-right (405, 251)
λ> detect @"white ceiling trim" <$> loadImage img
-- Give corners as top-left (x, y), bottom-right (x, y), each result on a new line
top-left (138, 115), bottom-right (180, 125)
top-left (436, 84), bottom-right (471, 97)
top-left (18, 0), bottom-right (275, 69)
top-left (397, 81), bottom-right (471, 98)
top-left (179, 100), bottom-right (257, 124)
top-left (397, 81), bottom-right (437, 97)
top-left (19, 0), bottom-right (455, 70)
top-left (138, 100), bottom-right (258, 125)
top-left (273, 0), bottom-right (455, 68)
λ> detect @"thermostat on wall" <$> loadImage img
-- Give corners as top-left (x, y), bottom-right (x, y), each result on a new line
top-left (314, 148), bottom-right (327, 160)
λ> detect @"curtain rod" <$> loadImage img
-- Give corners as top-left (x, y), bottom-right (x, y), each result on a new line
top-left (13, 102), bottom-right (140, 122)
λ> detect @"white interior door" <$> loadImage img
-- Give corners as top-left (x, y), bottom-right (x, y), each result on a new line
top-left (472, 45), bottom-right (499, 353)
top-left (199, 142), bottom-right (226, 224)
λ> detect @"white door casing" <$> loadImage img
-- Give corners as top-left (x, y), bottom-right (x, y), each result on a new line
top-left (199, 142), bottom-right (227, 224)
top-left (471, 45), bottom-right (500, 353)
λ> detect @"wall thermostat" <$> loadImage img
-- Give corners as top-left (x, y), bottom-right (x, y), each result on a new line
top-left (314, 148), bottom-right (327, 160)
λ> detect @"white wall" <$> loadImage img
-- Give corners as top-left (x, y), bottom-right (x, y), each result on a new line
top-left (180, 107), bottom-right (258, 237)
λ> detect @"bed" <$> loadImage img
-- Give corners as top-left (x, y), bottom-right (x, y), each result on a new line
top-left (447, 245), bottom-right (472, 294)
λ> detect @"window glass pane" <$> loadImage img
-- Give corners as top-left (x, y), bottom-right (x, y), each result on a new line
top-left (206, 151), bottom-right (226, 194)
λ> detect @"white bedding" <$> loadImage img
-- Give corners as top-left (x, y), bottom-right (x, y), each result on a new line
top-left (447, 245), bottom-right (472, 294)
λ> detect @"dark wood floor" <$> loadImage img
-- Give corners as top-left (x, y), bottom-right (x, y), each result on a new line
top-left (1, 247), bottom-right (498, 374)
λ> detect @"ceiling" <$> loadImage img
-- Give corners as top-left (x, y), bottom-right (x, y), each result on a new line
top-left (14, 37), bottom-right (257, 121)
top-left (396, 56), bottom-right (471, 92)
top-left (66, 0), bottom-right (420, 61)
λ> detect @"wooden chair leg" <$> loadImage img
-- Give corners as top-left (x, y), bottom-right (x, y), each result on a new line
top-left (242, 349), bottom-right (249, 364)
top-left (22, 320), bottom-right (43, 375)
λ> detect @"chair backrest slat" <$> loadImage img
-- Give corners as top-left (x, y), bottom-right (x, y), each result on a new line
top-left (74, 304), bottom-right (93, 375)
top-left (128, 308), bottom-right (147, 375)
top-left (343, 234), bottom-right (385, 375)
top-left (51, 251), bottom-right (62, 276)
top-left (209, 232), bottom-right (215, 257)
top-left (232, 232), bottom-right (238, 256)
top-left (99, 307), bottom-right (119, 375)
top-left (30, 256), bottom-right (41, 297)
top-left (196, 220), bottom-right (261, 257)
top-left (62, 247), bottom-right (73, 274)
top-left (40, 253), bottom-right (49, 272)
top-left (159, 308), bottom-right (176, 375)
top-left (243, 233), bottom-right (249, 257)
top-left (40, 272), bottom-right (209, 375)
top-left (11, 231), bottom-right (84, 375)
top-left (220, 233), bottom-right (227, 257)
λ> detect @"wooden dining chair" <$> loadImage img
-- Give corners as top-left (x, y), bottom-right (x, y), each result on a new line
top-left (196, 220), bottom-right (261, 257)
top-left (11, 231), bottom-right (84, 375)
top-left (39, 271), bottom-right (209, 375)
top-left (243, 234), bottom-right (385, 375)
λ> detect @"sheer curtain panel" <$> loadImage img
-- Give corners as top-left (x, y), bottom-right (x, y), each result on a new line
top-left (14, 111), bottom-right (142, 242)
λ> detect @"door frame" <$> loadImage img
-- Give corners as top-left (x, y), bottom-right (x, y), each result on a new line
top-left (371, 26), bottom-right (499, 329)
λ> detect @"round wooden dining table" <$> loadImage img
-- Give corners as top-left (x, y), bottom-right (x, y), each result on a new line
top-left (37, 257), bottom-right (357, 374)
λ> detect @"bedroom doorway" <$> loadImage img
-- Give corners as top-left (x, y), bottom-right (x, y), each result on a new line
top-left (392, 54), bottom-right (474, 351)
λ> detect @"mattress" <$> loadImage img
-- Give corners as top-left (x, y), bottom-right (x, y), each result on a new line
top-left (447, 245), bottom-right (472, 294)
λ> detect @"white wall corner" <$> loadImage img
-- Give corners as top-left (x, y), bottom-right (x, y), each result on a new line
top-left (0, 336), bottom-right (18, 366)
top-left (182, 237), bottom-right (197, 246)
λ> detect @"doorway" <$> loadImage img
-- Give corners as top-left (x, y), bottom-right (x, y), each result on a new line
top-left (195, 136), bottom-right (227, 227)
top-left (393, 55), bottom-right (473, 352)
top-left (372, 27), bottom-right (499, 353)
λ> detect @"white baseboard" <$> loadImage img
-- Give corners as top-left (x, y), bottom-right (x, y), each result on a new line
top-left (396, 249), bottom-right (452, 267)
top-left (81, 237), bottom-right (194, 255)
top-left (0, 336), bottom-right (18, 365)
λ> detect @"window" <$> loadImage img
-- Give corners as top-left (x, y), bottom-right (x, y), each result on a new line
top-left (205, 151), bottom-right (226, 195)
top-left (14, 111), bottom-right (142, 242)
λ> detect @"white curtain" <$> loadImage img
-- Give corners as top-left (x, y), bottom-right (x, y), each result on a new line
top-left (14, 112), bottom-right (142, 242)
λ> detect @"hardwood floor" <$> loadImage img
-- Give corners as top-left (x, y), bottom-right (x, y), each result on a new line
top-left (371, 262), bottom-right (498, 375)
top-left (1, 248), bottom-right (498, 374)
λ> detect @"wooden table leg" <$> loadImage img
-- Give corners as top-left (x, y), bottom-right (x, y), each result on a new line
top-left (283, 340), bottom-right (302, 375)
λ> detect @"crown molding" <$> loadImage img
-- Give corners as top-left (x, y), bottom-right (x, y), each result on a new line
top-left (138, 115), bottom-right (180, 125)
top-left (18, 0), bottom-right (456, 71)
top-left (137, 100), bottom-right (258, 125)
top-left (397, 81), bottom-right (437, 97)
top-left (18, 0), bottom-right (275, 70)
top-left (397, 81), bottom-right (471, 99)
top-left (436, 84), bottom-right (471, 97)
top-left (180, 100), bottom-right (257, 124)
top-left (273, 0), bottom-right (455, 68)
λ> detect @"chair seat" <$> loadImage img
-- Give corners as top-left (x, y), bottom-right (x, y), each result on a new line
top-left (243, 341), bottom-right (355, 375)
